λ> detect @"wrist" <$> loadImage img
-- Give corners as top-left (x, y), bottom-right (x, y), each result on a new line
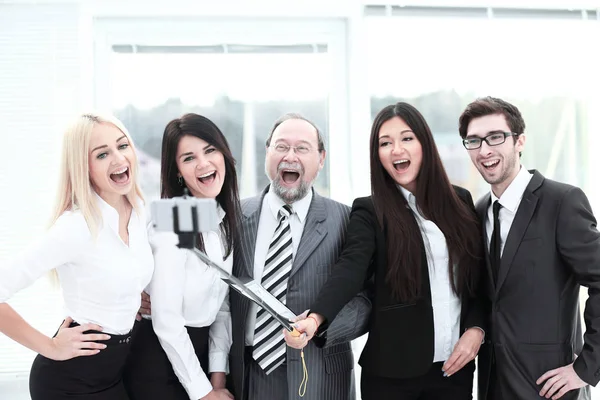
top-left (307, 314), bottom-right (323, 330)
top-left (41, 336), bottom-right (57, 359)
top-left (210, 372), bottom-right (226, 389)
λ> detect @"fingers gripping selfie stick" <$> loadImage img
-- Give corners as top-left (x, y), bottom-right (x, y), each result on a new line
top-left (152, 191), bottom-right (308, 396)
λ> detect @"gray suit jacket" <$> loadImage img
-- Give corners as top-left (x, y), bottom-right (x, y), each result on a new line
top-left (476, 170), bottom-right (598, 400)
top-left (229, 188), bottom-right (371, 400)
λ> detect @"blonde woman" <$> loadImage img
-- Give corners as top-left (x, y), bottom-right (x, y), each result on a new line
top-left (0, 113), bottom-right (154, 399)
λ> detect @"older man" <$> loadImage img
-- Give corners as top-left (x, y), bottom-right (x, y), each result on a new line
top-left (228, 113), bottom-right (370, 400)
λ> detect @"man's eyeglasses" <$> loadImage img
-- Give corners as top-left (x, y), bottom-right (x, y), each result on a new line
top-left (462, 131), bottom-right (519, 150)
top-left (270, 143), bottom-right (313, 155)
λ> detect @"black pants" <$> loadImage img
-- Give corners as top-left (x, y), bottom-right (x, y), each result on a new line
top-left (123, 318), bottom-right (210, 400)
top-left (361, 361), bottom-right (475, 400)
top-left (29, 322), bottom-right (133, 400)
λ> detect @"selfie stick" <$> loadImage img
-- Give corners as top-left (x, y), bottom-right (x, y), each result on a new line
top-left (170, 197), bottom-right (300, 337)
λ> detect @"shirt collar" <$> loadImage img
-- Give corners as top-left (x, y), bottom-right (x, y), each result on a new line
top-left (216, 203), bottom-right (226, 225)
top-left (490, 165), bottom-right (533, 213)
top-left (94, 192), bottom-right (120, 233)
top-left (266, 186), bottom-right (313, 223)
top-left (398, 185), bottom-right (417, 208)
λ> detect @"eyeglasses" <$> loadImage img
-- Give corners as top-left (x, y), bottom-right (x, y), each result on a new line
top-left (462, 131), bottom-right (519, 150)
top-left (270, 143), bottom-right (313, 155)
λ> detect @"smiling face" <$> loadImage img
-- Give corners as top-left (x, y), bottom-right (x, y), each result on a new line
top-left (176, 134), bottom-right (225, 199)
top-left (265, 118), bottom-right (325, 203)
top-left (466, 113), bottom-right (525, 195)
top-left (377, 116), bottom-right (423, 193)
top-left (88, 122), bottom-right (135, 204)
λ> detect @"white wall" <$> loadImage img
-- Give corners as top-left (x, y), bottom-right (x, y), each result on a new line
top-left (0, 1), bottom-right (85, 376)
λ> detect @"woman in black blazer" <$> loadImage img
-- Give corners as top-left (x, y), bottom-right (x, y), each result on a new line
top-left (286, 102), bottom-right (486, 399)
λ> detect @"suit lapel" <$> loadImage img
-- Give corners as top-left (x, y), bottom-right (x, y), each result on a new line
top-left (495, 170), bottom-right (543, 293)
top-left (476, 193), bottom-right (495, 291)
top-left (289, 191), bottom-right (327, 278)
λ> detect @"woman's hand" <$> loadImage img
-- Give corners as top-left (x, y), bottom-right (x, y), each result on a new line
top-left (442, 327), bottom-right (484, 376)
top-left (136, 291), bottom-right (151, 321)
top-left (45, 317), bottom-right (111, 361)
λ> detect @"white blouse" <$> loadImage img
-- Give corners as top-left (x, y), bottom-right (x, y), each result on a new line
top-left (148, 206), bottom-right (232, 400)
top-left (0, 195), bottom-right (154, 335)
top-left (400, 186), bottom-right (462, 363)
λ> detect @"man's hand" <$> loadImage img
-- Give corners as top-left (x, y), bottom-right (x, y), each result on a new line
top-left (200, 388), bottom-right (234, 400)
top-left (442, 327), bottom-right (484, 377)
top-left (537, 363), bottom-right (587, 399)
top-left (136, 291), bottom-right (151, 321)
top-left (283, 311), bottom-right (323, 349)
top-left (210, 372), bottom-right (227, 390)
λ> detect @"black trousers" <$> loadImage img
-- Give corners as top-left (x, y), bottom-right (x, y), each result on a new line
top-left (361, 361), bottom-right (475, 400)
top-left (29, 322), bottom-right (133, 400)
top-left (123, 318), bottom-right (210, 400)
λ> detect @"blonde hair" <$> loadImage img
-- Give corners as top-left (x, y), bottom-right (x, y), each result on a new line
top-left (51, 112), bottom-right (144, 235)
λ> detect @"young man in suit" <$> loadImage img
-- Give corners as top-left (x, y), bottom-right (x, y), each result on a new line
top-left (228, 113), bottom-right (370, 400)
top-left (459, 97), bottom-right (599, 400)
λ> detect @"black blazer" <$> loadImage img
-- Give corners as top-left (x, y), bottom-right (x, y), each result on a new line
top-left (476, 170), bottom-right (599, 400)
top-left (311, 186), bottom-right (486, 379)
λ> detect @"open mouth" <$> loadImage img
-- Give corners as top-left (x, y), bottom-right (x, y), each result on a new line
top-left (280, 169), bottom-right (300, 184)
top-left (197, 171), bottom-right (216, 185)
top-left (482, 160), bottom-right (500, 170)
top-left (393, 160), bottom-right (410, 172)
top-left (110, 166), bottom-right (130, 184)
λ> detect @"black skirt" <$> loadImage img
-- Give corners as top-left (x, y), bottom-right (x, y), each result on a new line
top-left (29, 322), bottom-right (133, 400)
top-left (123, 318), bottom-right (210, 400)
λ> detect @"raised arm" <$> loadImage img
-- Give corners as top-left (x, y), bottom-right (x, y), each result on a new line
top-left (288, 197), bottom-right (377, 345)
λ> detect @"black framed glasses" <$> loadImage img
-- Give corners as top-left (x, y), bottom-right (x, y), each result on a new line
top-left (462, 131), bottom-right (519, 150)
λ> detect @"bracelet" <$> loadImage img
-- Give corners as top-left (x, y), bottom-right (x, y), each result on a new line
top-left (307, 314), bottom-right (321, 330)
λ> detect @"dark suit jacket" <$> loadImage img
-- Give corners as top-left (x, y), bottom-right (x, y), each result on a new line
top-left (476, 170), bottom-right (599, 400)
top-left (311, 185), bottom-right (486, 379)
top-left (229, 188), bottom-right (371, 400)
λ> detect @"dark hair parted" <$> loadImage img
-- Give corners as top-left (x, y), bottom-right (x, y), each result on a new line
top-left (160, 113), bottom-right (241, 258)
top-left (370, 102), bottom-right (482, 302)
top-left (458, 96), bottom-right (526, 139)
top-left (265, 113), bottom-right (325, 152)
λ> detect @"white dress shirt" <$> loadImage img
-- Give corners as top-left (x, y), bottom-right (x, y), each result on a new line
top-left (0, 194), bottom-right (154, 335)
top-left (148, 205), bottom-right (232, 400)
top-left (486, 166), bottom-right (533, 255)
top-left (400, 187), bottom-right (462, 362)
top-left (244, 187), bottom-right (313, 346)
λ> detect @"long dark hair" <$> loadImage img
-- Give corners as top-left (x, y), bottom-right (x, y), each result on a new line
top-left (160, 113), bottom-right (241, 258)
top-left (370, 102), bottom-right (481, 302)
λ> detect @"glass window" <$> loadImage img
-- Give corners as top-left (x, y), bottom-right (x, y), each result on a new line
top-left (107, 46), bottom-right (334, 202)
top-left (367, 16), bottom-right (598, 200)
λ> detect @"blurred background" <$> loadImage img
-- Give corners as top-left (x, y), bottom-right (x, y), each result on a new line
top-left (0, 0), bottom-right (599, 398)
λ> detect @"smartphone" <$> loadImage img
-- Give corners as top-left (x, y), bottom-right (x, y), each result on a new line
top-left (151, 196), bottom-right (219, 234)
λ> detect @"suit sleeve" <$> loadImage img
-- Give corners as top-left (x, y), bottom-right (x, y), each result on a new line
top-left (556, 187), bottom-right (600, 385)
top-left (315, 289), bottom-right (372, 348)
top-left (458, 188), bottom-right (488, 334)
top-left (310, 198), bottom-right (377, 326)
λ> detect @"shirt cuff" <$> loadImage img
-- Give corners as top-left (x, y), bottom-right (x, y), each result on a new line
top-left (209, 351), bottom-right (229, 374)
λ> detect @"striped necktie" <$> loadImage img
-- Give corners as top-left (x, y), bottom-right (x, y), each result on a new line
top-left (252, 204), bottom-right (294, 374)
